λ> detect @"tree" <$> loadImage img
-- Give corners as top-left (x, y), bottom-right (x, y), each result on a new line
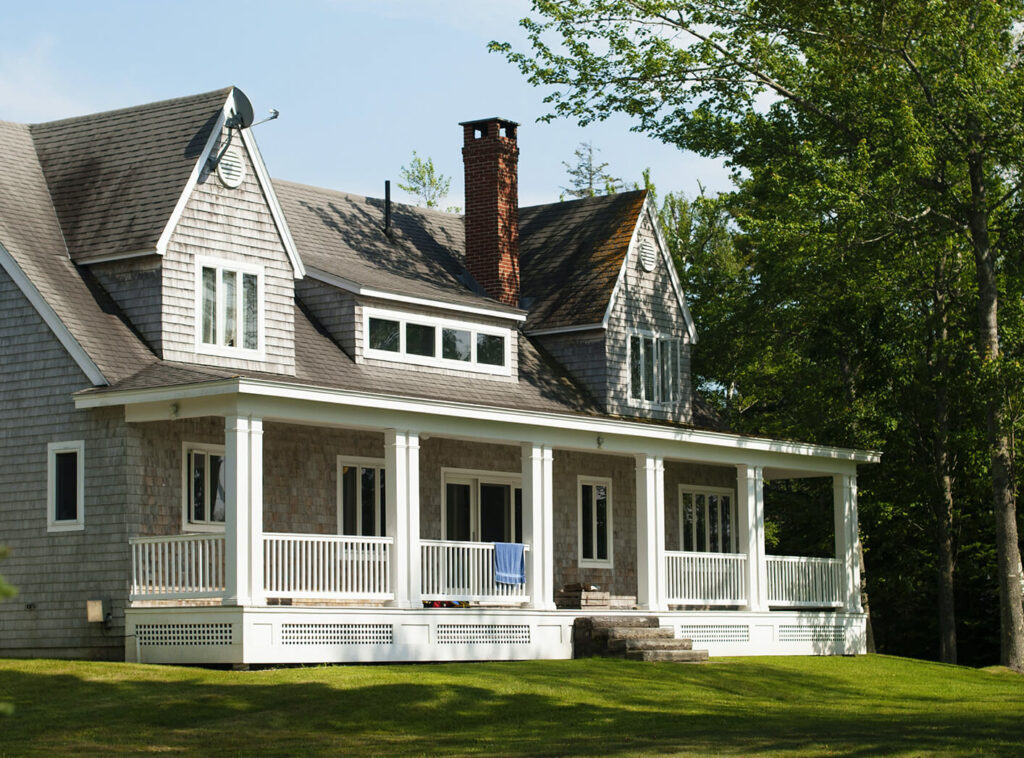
top-left (494, 1), bottom-right (1024, 668)
top-left (398, 151), bottom-right (452, 208)
top-left (561, 141), bottom-right (622, 198)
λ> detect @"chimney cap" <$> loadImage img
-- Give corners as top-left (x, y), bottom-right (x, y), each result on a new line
top-left (458, 116), bottom-right (520, 128)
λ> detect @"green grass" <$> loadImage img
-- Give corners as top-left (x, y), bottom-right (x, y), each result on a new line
top-left (0, 655), bottom-right (1021, 756)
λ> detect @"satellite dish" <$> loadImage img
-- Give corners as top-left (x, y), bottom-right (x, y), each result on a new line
top-left (229, 88), bottom-right (255, 129)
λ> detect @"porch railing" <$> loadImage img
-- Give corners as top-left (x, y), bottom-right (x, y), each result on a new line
top-left (665, 550), bottom-right (747, 605)
top-left (129, 533), bottom-right (226, 600)
top-left (420, 539), bottom-right (530, 604)
top-left (767, 555), bottom-right (844, 607)
top-left (263, 533), bottom-right (394, 600)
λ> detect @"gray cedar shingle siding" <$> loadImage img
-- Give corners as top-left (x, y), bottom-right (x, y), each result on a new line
top-left (0, 267), bottom-right (130, 659)
top-left (533, 329), bottom-right (607, 410)
top-left (89, 256), bottom-right (164, 354)
top-left (161, 128), bottom-right (296, 374)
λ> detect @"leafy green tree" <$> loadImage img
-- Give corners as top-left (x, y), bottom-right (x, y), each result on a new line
top-left (398, 151), bottom-right (452, 208)
top-left (495, 0), bottom-right (1024, 668)
top-left (561, 141), bottom-right (622, 198)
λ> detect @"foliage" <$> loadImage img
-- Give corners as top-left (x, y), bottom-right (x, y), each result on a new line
top-left (398, 151), bottom-right (451, 208)
top-left (495, 0), bottom-right (1024, 668)
top-left (561, 141), bottom-right (622, 198)
top-left (0, 656), bottom-right (1022, 754)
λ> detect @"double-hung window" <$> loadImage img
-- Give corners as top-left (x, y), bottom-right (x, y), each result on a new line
top-left (47, 441), bottom-right (84, 532)
top-left (338, 458), bottom-right (386, 536)
top-left (578, 476), bottom-right (613, 567)
top-left (196, 257), bottom-right (263, 357)
top-left (629, 333), bottom-right (681, 406)
top-left (184, 444), bottom-right (226, 531)
top-left (679, 486), bottom-right (735, 553)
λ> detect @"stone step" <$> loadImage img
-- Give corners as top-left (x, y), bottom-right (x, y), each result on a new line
top-left (585, 615), bottom-right (661, 630)
top-left (608, 637), bottom-right (694, 652)
top-left (602, 626), bottom-right (676, 641)
top-left (625, 648), bottom-right (710, 663)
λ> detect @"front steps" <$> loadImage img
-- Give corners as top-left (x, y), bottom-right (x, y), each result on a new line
top-left (573, 615), bottom-right (709, 663)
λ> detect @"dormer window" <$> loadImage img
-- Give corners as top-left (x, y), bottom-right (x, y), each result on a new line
top-left (364, 307), bottom-right (511, 375)
top-left (195, 257), bottom-right (264, 358)
top-left (629, 332), bottom-right (681, 406)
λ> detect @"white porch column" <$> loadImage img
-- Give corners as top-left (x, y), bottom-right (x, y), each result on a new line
top-left (522, 442), bottom-right (555, 610)
top-left (737, 464), bottom-right (768, 611)
top-left (224, 415), bottom-right (263, 606)
top-left (635, 454), bottom-right (667, 611)
top-left (386, 429), bottom-right (421, 609)
top-left (834, 473), bottom-right (863, 613)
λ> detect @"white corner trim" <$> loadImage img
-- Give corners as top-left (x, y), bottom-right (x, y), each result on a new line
top-left (0, 241), bottom-right (108, 386)
top-left (239, 126), bottom-right (306, 280)
top-left (306, 266), bottom-right (527, 323)
top-left (154, 104), bottom-right (227, 257)
top-left (526, 323), bottom-right (605, 337)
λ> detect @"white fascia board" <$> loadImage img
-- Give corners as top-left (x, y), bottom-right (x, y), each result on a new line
top-left (74, 376), bottom-right (881, 468)
top-left (305, 266), bottom-right (527, 323)
top-left (526, 323), bottom-right (605, 337)
top-left (0, 241), bottom-right (107, 386)
top-left (76, 249), bottom-right (159, 266)
top-left (154, 102), bottom-right (227, 257)
top-left (239, 124), bottom-right (306, 280)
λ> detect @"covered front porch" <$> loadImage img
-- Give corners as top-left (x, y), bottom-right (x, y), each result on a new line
top-left (77, 378), bottom-right (873, 664)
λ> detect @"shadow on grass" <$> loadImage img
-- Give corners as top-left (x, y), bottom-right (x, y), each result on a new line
top-left (0, 658), bottom-right (1022, 756)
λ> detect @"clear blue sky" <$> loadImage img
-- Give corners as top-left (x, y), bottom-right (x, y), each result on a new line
top-left (0, 0), bottom-right (731, 208)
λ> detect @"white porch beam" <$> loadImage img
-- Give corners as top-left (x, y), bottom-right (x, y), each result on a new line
top-left (737, 465), bottom-right (768, 611)
top-left (522, 443), bottom-right (555, 610)
top-left (636, 454), bottom-right (667, 611)
top-left (386, 430), bottom-right (421, 609)
top-left (834, 474), bottom-right (863, 613)
top-left (224, 415), bottom-right (263, 606)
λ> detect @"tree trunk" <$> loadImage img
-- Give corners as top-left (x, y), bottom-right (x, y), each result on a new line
top-left (967, 147), bottom-right (1024, 670)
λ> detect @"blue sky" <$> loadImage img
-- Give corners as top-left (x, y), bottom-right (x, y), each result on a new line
top-left (0, 1), bottom-right (731, 207)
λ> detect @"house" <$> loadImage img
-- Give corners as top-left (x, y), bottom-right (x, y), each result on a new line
top-left (0, 87), bottom-right (877, 665)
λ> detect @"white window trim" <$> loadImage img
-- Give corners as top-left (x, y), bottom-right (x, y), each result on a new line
top-left (47, 440), bottom-right (85, 532)
top-left (193, 255), bottom-right (266, 360)
top-left (577, 475), bottom-right (614, 568)
top-left (181, 441), bottom-right (227, 533)
top-left (362, 306), bottom-right (513, 376)
top-left (628, 329), bottom-right (683, 409)
top-left (441, 468), bottom-right (522, 542)
top-left (336, 456), bottom-right (387, 536)
top-left (678, 484), bottom-right (737, 553)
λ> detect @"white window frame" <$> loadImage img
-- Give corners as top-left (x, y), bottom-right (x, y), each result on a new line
top-left (441, 468), bottom-right (522, 543)
top-left (194, 255), bottom-right (266, 360)
top-left (628, 330), bottom-right (682, 408)
top-left (181, 442), bottom-right (227, 533)
top-left (678, 485), bottom-right (737, 553)
top-left (47, 440), bottom-right (85, 532)
top-left (363, 306), bottom-right (513, 376)
top-left (336, 456), bottom-right (387, 537)
top-left (577, 475), bottom-right (614, 568)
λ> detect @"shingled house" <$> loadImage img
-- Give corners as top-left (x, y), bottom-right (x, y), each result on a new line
top-left (0, 87), bottom-right (876, 664)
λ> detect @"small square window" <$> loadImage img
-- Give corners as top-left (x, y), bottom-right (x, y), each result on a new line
top-left (406, 323), bottom-right (436, 357)
top-left (369, 318), bottom-right (400, 352)
top-left (47, 441), bottom-right (84, 532)
top-left (476, 333), bottom-right (505, 366)
top-left (442, 328), bottom-right (472, 361)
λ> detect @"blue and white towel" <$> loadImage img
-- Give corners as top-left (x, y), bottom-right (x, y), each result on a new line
top-left (494, 542), bottom-right (525, 585)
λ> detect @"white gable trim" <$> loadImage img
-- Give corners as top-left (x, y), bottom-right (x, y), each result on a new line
top-left (306, 266), bottom-right (527, 323)
top-left (239, 126), bottom-right (306, 280)
top-left (0, 241), bottom-right (107, 386)
top-left (600, 194), bottom-right (698, 343)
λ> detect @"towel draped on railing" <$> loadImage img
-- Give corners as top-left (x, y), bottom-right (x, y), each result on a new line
top-left (493, 542), bottom-right (525, 585)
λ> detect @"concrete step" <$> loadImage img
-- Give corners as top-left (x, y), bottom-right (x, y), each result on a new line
top-left (586, 615), bottom-right (661, 629)
top-left (608, 637), bottom-right (694, 652)
top-left (602, 627), bottom-right (675, 641)
top-left (625, 648), bottom-right (709, 663)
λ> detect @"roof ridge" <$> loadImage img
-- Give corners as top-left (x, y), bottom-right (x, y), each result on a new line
top-left (26, 86), bottom-right (231, 130)
top-left (273, 177), bottom-right (464, 220)
top-left (519, 188), bottom-right (647, 213)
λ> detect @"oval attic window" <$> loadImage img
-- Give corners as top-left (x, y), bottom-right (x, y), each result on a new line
top-left (217, 148), bottom-right (246, 188)
top-left (638, 239), bottom-right (657, 272)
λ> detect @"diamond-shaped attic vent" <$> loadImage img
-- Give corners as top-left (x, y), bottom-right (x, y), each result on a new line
top-left (638, 239), bottom-right (657, 272)
top-left (217, 148), bottom-right (246, 188)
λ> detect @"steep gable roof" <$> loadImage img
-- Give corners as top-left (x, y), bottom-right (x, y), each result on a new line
top-left (519, 190), bottom-right (647, 331)
top-left (275, 179), bottom-right (522, 315)
top-left (30, 88), bottom-right (230, 262)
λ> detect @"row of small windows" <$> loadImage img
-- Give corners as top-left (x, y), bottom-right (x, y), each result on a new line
top-left (630, 334), bottom-right (682, 406)
top-left (368, 316), bottom-right (507, 368)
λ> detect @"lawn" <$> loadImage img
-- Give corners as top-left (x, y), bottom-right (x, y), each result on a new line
top-left (0, 655), bottom-right (1021, 756)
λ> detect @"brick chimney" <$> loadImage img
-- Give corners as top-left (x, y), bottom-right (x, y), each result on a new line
top-left (460, 117), bottom-right (520, 306)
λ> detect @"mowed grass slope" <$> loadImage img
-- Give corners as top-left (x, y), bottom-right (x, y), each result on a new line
top-left (0, 655), bottom-right (1021, 756)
